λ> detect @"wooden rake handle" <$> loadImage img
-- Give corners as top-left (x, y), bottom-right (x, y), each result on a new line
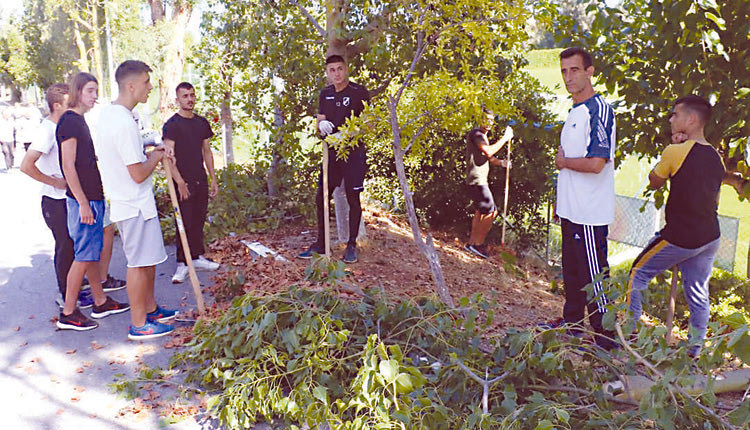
top-left (163, 160), bottom-right (206, 314)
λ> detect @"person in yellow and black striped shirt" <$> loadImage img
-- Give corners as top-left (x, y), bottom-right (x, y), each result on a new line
top-left (627, 95), bottom-right (725, 356)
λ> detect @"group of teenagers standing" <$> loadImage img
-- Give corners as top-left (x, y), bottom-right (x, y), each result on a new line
top-left (464, 46), bottom-right (725, 354)
top-left (21, 48), bottom-right (726, 351)
top-left (20, 60), bottom-right (220, 340)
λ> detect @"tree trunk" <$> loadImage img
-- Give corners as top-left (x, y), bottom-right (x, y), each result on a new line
top-left (90, 3), bottom-right (106, 99)
top-left (325, 0), bottom-right (347, 57)
top-left (147, 0), bottom-right (165, 24)
top-left (73, 21), bottom-right (89, 72)
top-left (149, 1), bottom-right (191, 122)
top-left (386, 97), bottom-right (454, 307)
top-left (267, 105), bottom-right (285, 197)
top-left (220, 88), bottom-right (233, 165)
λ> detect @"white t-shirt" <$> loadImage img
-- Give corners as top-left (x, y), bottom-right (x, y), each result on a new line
top-left (556, 94), bottom-right (616, 226)
top-left (95, 104), bottom-right (158, 222)
top-left (28, 118), bottom-right (67, 199)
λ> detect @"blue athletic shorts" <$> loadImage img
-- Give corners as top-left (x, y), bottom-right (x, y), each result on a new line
top-left (66, 198), bottom-right (105, 262)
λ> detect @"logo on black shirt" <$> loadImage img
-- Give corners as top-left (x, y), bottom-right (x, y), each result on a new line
top-left (343, 97), bottom-right (350, 107)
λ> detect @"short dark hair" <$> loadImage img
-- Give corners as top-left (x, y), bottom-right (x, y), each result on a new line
top-left (326, 55), bottom-right (346, 65)
top-left (675, 95), bottom-right (712, 125)
top-left (115, 60), bottom-right (152, 86)
top-left (68, 72), bottom-right (97, 108)
top-left (175, 82), bottom-right (194, 95)
top-left (560, 46), bottom-right (593, 69)
top-left (46, 83), bottom-right (69, 112)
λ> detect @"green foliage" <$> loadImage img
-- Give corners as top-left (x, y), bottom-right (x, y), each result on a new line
top-left (196, 0), bottom-right (566, 252)
top-left (171, 278), bottom-right (750, 429)
top-left (584, 0), bottom-right (750, 198)
top-left (154, 149), bottom-right (318, 245)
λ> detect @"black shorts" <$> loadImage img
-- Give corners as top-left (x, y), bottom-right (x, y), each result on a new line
top-left (469, 184), bottom-right (496, 214)
top-left (318, 147), bottom-right (367, 193)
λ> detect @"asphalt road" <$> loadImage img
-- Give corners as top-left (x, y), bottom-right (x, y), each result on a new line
top-left (0, 150), bottom-right (216, 429)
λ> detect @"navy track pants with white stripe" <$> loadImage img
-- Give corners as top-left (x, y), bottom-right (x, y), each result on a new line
top-left (560, 218), bottom-right (611, 334)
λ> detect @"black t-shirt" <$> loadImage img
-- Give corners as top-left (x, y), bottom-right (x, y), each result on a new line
top-left (162, 113), bottom-right (214, 183)
top-left (318, 82), bottom-right (370, 133)
top-left (661, 142), bottom-right (725, 249)
top-left (56, 110), bottom-right (104, 200)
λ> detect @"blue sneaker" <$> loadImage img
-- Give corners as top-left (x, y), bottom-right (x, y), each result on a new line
top-left (146, 305), bottom-right (178, 323)
top-left (297, 243), bottom-right (324, 259)
top-left (78, 289), bottom-right (94, 309)
top-left (128, 321), bottom-right (174, 340)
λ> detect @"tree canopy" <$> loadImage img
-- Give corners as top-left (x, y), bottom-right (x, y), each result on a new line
top-left (585, 0), bottom-right (750, 199)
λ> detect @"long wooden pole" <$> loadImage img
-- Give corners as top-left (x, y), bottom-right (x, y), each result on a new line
top-left (665, 266), bottom-right (679, 343)
top-left (322, 141), bottom-right (331, 257)
top-left (163, 161), bottom-right (206, 314)
top-left (501, 139), bottom-right (512, 246)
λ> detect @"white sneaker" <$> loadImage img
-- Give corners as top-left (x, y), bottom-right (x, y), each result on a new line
top-left (172, 263), bottom-right (189, 283)
top-left (192, 255), bottom-right (219, 271)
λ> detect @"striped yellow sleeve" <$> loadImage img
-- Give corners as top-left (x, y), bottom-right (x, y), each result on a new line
top-left (652, 140), bottom-right (696, 179)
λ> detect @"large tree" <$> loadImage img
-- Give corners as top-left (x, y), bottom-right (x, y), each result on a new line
top-left (585, 0), bottom-right (750, 199)
top-left (197, 0), bottom-right (558, 305)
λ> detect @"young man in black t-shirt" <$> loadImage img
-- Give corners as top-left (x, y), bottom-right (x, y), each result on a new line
top-left (57, 73), bottom-right (129, 331)
top-left (163, 82), bottom-right (220, 283)
top-left (298, 55), bottom-right (370, 263)
top-left (627, 95), bottom-right (724, 356)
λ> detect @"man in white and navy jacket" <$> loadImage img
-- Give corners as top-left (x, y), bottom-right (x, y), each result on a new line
top-left (547, 46), bottom-right (617, 351)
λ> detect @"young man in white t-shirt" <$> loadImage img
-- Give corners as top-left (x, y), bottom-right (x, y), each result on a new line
top-left (20, 84), bottom-right (83, 306)
top-left (96, 60), bottom-right (177, 340)
top-left (543, 47), bottom-right (617, 350)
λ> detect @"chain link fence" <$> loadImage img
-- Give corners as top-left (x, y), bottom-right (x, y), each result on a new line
top-left (546, 195), bottom-right (740, 272)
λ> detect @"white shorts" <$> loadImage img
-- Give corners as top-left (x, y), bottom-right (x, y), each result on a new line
top-left (117, 212), bottom-right (167, 268)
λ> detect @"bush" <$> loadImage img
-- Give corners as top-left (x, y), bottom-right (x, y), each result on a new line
top-left (154, 147), bottom-right (319, 245)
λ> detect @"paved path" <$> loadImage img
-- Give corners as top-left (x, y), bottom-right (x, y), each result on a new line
top-left (0, 156), bottom-right (217, 429)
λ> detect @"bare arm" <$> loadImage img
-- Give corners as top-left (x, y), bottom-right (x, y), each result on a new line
top-left (555, 146), bottom-right (607, 173)
top-left (163, 138), bottom-right (189, 200)
top-left (126, 146), bottom-right (165, 184)
top-left (60, 138), bottom-right (94, 224)
top-left (20, 150), bottom-right (67, 189)
top-left (202, 138), bottom-right (218, 197)
top-left (648, 170), bottom-right (668, 189)
top-left (478, 127), bottom-right (513, 159)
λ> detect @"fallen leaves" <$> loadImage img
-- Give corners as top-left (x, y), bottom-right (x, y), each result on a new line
top-left (90, 341), bottom-right (105, 350)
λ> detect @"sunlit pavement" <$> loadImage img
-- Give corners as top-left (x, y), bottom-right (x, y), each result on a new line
top-left (0, 151), bottom-right (214, 429)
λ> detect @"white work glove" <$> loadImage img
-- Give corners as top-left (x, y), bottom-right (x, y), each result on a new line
top-left (502, 125), bottom-right (514, 141)
top-left (318, 120), bottom-right (334, 136)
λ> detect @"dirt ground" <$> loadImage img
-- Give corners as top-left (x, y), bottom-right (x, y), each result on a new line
top-left (203, 206), bottom-right (564, 333)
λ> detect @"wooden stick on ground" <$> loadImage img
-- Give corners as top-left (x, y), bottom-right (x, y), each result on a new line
top-left (665, 266), bottom-right (679, 343)
top-left (322, 140), bottom-right (331, 257)
top-left (163, 160), bottom-right (206, 314)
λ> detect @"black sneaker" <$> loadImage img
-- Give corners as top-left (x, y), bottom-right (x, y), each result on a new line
top-left (57, 308), bottom-right (98, 331)
top-left (343, 244), bottom-right (358, 263)
top-left (298, 243), bottom-right (325, 259)
top-left (465, 243), bottom-right (489, 259)
top-left (102, 275), bottom-right (126, 292)
top-left (91, 296), bottom-right (131, 319)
